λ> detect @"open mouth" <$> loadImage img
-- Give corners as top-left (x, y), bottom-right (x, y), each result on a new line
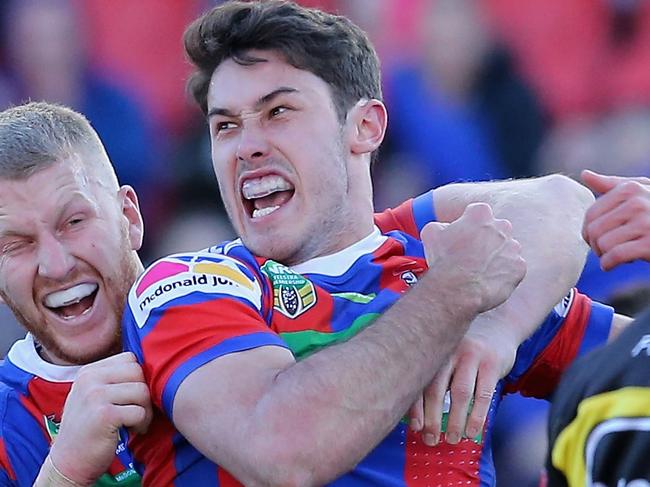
top-left (43, 283), bottom-right (99, 320)
top-left (241, 174), bottom-right (295, 219)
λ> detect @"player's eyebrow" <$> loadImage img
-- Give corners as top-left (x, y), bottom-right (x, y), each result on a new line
top-left (208, 87), bottom-right (299, 118)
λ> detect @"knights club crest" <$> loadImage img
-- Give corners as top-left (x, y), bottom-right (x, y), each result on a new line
top-left (261, 260), bottom-right (316, 318)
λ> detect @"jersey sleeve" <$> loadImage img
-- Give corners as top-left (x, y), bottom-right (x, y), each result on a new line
top-left (374, 190), bottom-right (436, 237)
top-left (0, 385), bottom-right (51, 487)
top-left (0, 437), bottom-right (15, 487)
top-left (122, 252), bottom-right (289, 419)
top-left (503, 289), bottom-right (614, 399)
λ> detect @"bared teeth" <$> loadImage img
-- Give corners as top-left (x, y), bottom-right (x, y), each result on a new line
top-left (44, 283), bottom-right (98, 308)
top-left (252, 205), bottom-right (281, 219)
top-left (242, 175), bottom-right (293, 200)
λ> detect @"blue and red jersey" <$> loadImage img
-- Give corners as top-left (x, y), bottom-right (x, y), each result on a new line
top-left (0, 335), bottom-right (139, 487)
top-left (123, 191), bottom-right (614, 486)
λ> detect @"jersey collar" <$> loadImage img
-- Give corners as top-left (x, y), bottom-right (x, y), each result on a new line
top-left (7, 334), bottom-right (81, 382)
top-left (290, 226), bottom-right (387, 277)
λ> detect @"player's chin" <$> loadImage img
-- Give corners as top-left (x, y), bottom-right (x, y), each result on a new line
top-left (245, 234), bottom-right (299, 263)
top-left (59, 333), bottom-right (121, 365)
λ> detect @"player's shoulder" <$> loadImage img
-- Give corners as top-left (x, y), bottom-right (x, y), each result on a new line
top-left (127, 248), bottom-right (264, 326)
top-left (566, 307), bottom-right (650, 394)
top-left (0, 378), bottom-right (34, 443)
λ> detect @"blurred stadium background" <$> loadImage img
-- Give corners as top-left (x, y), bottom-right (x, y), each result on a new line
top-left (1, 1), bottom-right (649, 484)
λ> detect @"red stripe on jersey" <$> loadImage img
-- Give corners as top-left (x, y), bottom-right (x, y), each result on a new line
top-left (26, 378), bottom-right (70, 424)
top-left (403, 428), bottom-right (481, 486)
top-left (132, 409), bottom-right (179, 486)
top-left (504, 293), bottom-right (592, 398)
top-left (374, 199), bottom-right (419, 238)
top-left (141, 299), bottom-right (276, 406)
top-left (0, 438), bottom-right (16, 481)
top-left (374, 239), bottom-right (427, 293)
top-left (218, 466), bottom-right (243, 486)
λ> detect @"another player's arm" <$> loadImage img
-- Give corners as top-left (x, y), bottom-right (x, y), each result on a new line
top-left (171, 205), bottom-right (525, 487)
top-left (433, 174), bottom-right (593, 342)
top-left (414, 175), bottom-right (594, 443)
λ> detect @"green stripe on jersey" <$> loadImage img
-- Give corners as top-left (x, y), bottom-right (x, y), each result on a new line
top-left (281, 313), bottom-right (380, 359)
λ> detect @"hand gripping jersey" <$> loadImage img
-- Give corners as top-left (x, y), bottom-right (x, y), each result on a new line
top-left (123, 192), bottom-right (614, 486)
top-left (0, 335), bottom-right (140, 487)
top-left (546, 307), bottom-right (650, 487)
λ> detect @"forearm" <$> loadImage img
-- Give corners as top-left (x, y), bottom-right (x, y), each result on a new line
top-left (435, 174), bottom-right (593, 343)
top-left (33, 456), bottom-right (85, 487)
top-left (180, 272), bottom-right (479, 487)
top-left (264, 278), bottom-right (475, 479)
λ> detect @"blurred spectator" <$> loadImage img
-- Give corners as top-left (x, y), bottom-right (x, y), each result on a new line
top-left (609, 285), bottom-right (650, 317)
top-left (150, 205), bottom-right (235, 261)
top-left (79, 0), bottom-right (205, 137)
top-left (0, 0), bottom-right (170, 256)
top-left (485, 0), bottom-right (650, 120)
top-left (377, 0), bottom-right (545, 209)
top-left (538, 108), bottom-right (650, 302)
top-left (539, 109), bottom-right (650, 177)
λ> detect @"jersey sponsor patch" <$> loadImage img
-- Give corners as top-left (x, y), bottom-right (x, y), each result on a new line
top-left (129, 254), bottom-right (261, 327)
top-left (553, 289), bottom-right (575, 318)
top-left (261, 260), bottom-right (316, 318)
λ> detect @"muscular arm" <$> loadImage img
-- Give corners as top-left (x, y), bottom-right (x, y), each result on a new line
top-left (418, 175), bottom-right (594, 443)
top-left (434, 174), bottom-right (593, 343)
top-left (173, 205), bottom-right (525, 487)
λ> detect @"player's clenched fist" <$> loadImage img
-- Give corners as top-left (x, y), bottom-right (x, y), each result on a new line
top-left (47, 352), bottom-right (152, 486)
top-left (421, 203), bottom-right (526, 314)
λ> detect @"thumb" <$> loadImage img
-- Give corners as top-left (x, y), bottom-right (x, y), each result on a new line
top-left (420, 222), bottom-right (448, 266)
top-left (420, 221), bottom-right (448, 243)
top-left (581, 169), bottom-right (629, 195)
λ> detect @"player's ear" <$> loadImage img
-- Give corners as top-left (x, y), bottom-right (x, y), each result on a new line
top-left (347, 99), bottom-right (387, 155)
top-left (119, 185), bottom-right (144, 251)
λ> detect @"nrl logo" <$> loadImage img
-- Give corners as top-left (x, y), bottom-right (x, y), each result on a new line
top-left (261, 260), bottom-right (316, 318)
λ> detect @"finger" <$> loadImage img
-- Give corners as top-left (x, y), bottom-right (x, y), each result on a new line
top-left (581, 170), bottom-right (626, 194)
top-left (596, 222), bottom-right (645, 256)
top-left (585, 181), bottom-right (650, 237)
top-left (585, 193), bottom-right (648, 253)
top-left (444, 363), bottom-right (478, 445)
top-left (462, 202), bottom-right (494, 223)
top-left (581, 170), bottom-right (650, 195)
top-left (104, 382), bottom-right (151, 407)
top-left (115, 404), bottom-right (151, 432)
top-left (463, 363), bottom-right (498, 442)
top-left (600, 237), bottom-right (650, 270)
top-left (420, 221), bottom-right (448, 242)
top-left (77, 352), bottom-right (139, 371)
top-left (494, 218), bottom-right (513, 237)
top-left (421, 363), bottom-right (453, 446)
top-left (420, 221), bottom-right (448, 265)
top-left (74, 360), bottom-right (145, 387)
top-left (408, 395), bottom-right (424, 432)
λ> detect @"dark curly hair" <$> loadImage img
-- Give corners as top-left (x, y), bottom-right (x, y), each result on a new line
top-left (184, 0), bottom-right (382, 124)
